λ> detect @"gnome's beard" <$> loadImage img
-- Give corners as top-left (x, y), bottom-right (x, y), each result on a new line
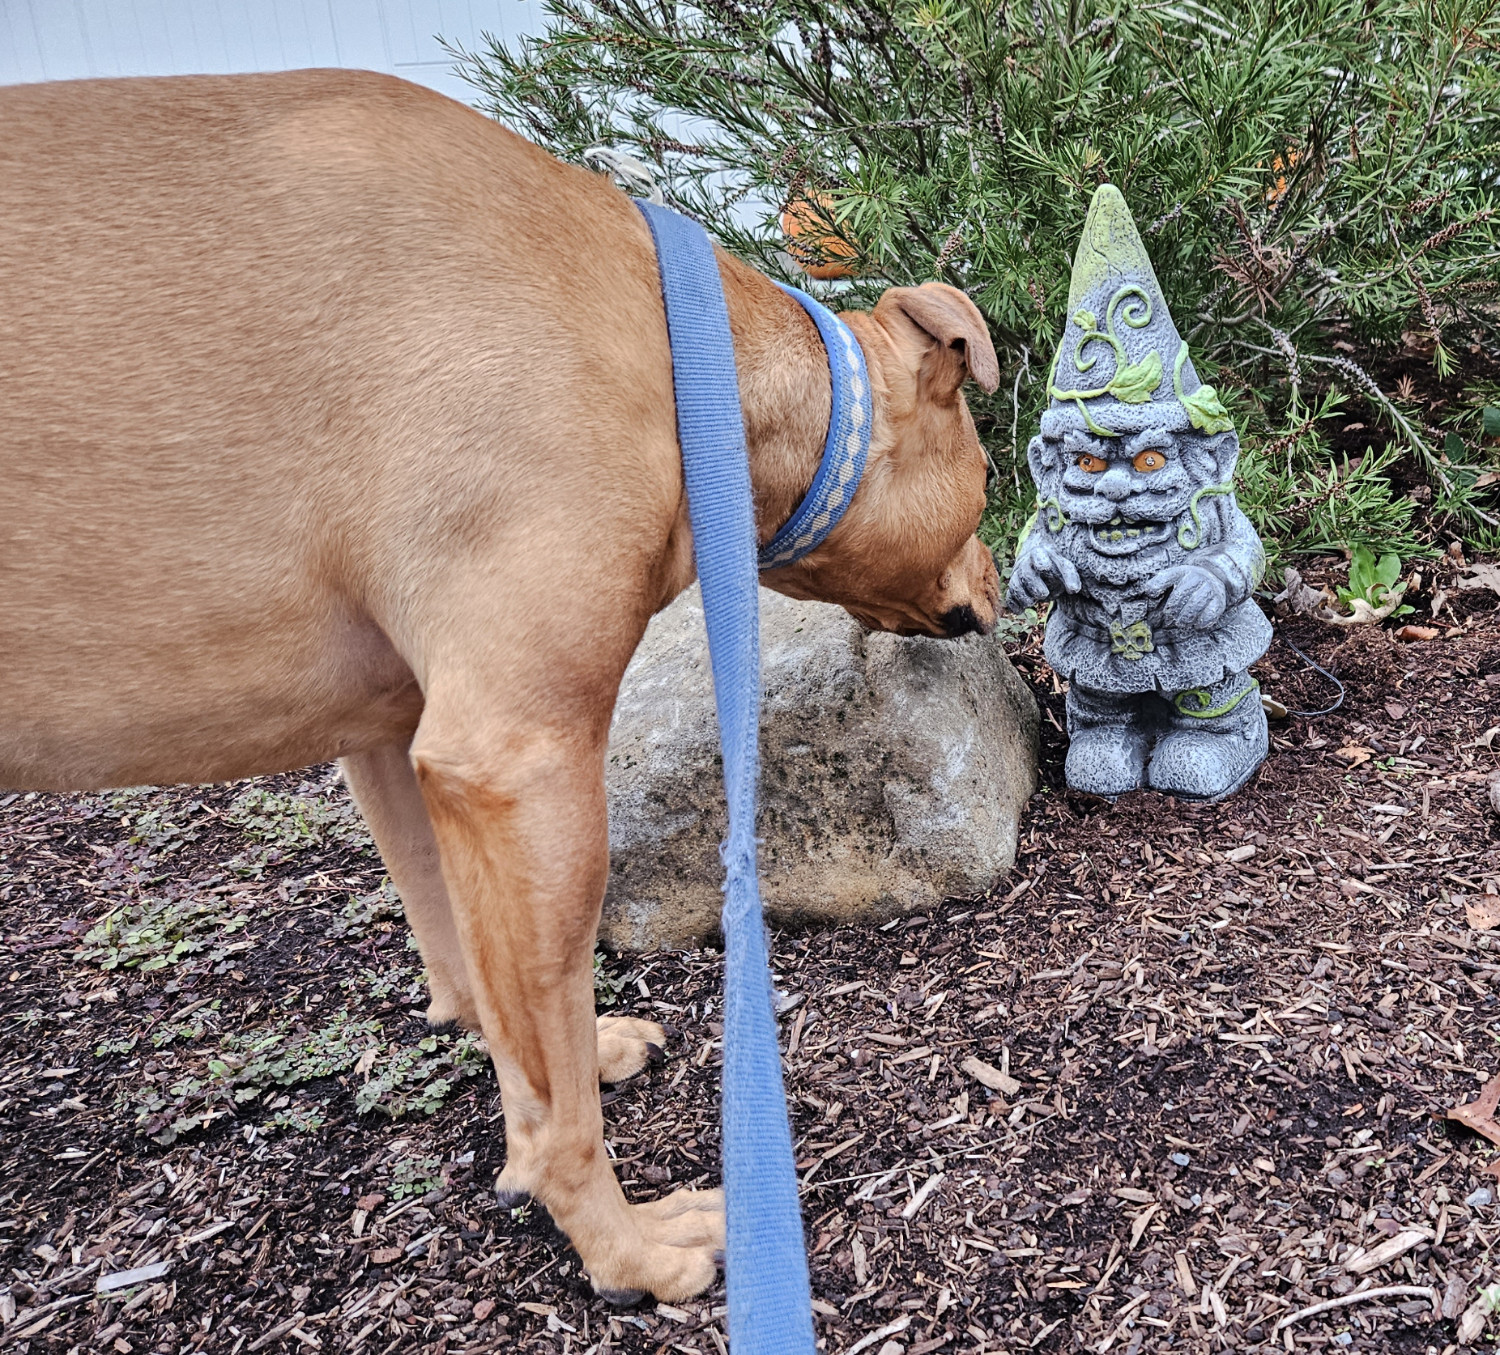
top-left (1050, 521), bottom-right (1181, 587)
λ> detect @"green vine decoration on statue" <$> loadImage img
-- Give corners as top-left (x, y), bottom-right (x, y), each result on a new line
top-left (1047, 285), bottom-right (1162, 436)
top-left (1174, 679), bottom-right (1260, 719)
top-left (1172, 343), bottom-right (1235, 434)
top-left (1038, 497), bottom-right (1068, 532)
top-left (1177, 482), bottom-right (1236, 549)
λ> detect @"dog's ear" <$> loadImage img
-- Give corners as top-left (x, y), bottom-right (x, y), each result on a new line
top-left (873, 283), bottom-right (1000, 399)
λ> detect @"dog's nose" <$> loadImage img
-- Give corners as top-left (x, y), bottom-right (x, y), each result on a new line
top-left (939, 603), bottom-right (989, 638)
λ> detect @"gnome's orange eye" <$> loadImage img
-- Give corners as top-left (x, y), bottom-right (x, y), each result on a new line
top-left (1077, 454), bottom-right (1108, 474)
top-left (1133, 449), bottom-right (1167, 473)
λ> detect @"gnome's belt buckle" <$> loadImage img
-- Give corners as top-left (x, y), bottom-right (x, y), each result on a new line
top-left (1109, 620), bottom-right (1154, 661)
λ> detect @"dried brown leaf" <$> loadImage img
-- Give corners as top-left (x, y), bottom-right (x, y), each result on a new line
top-left (1444, 1072), bottom-right (1500, 1148)
top-left (1457, 562), bottom-right (1500, 598)
top-left (1466, 896), bottom-right (1500, 931)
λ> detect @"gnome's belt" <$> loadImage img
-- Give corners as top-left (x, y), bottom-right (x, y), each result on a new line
top-left (1057, 611), bottom-right (1251, 651)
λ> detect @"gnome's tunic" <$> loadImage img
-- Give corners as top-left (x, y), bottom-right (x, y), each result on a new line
top-left (1040, 505), bottom-right (1273, 694)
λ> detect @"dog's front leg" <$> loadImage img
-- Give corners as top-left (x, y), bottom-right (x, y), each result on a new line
top-left (343, 742), bottom-right (668, 1081)
top-left (411, 716), bottom-right (722, 1303)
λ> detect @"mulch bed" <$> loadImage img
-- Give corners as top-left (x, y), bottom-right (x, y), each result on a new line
top-left (2, 559), bottom-right (1498, 1355)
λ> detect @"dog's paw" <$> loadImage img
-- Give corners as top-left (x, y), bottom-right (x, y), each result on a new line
top-left (596, 1015), bottom-right (666, 1083)
top-left (586, 1188), bottom-right (725, 1304)
top-left (494, 1163), bottom-right (533, 1211)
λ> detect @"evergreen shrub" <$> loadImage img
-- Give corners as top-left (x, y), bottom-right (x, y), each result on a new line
top-left (459, 1), bottom-right (1500, 569)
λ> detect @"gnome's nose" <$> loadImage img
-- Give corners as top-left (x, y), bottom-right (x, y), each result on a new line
top-left (1096, 467), bottom-right (1133, 501)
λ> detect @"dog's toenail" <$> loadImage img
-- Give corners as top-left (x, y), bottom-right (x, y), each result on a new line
top-left (594, 1285), bottom-right (646, 1307)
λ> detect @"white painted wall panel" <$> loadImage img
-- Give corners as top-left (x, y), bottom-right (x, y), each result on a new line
top-left (0, 0), bottom-right (543, 104)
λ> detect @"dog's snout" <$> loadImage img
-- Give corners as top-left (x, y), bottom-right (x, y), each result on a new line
top-left (939, 603), bottom-right (989, 638)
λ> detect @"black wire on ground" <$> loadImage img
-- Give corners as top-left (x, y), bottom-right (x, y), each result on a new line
top-left (1272, 629), bottom-right (1345, 717)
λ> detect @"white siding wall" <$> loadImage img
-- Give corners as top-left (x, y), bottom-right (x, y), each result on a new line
top-left (0, 0), bottom-right (543, 105)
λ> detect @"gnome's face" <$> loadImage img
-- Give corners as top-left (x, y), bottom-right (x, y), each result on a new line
top-left (1051, 427), bottom-right (1231, 556)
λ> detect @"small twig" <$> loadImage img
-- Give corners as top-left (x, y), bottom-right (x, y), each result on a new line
top-left (1274, 1284), bottom-right (1437, 1332)
top-left (844, 1314), bottom-right (911, 1355)
top-left (900, 1171), bottom-right (944, 1219)
top-left (1009, 345), bottom-right (1032, 495)
top-left (1145, 201), bottom-right (1186, 236)
top-left (248, 1315), bottom-right (307, 1352)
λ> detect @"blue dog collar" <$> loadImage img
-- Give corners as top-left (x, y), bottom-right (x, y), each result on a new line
top-left (757, 285), bottom-right (873, 570)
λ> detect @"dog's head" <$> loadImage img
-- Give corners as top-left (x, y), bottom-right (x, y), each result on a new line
top-left (761, 283), bottom-right (1001, 638)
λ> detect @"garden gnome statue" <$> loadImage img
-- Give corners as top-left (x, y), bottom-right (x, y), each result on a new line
top-left (1007, 184), bottom-right (1271, 801)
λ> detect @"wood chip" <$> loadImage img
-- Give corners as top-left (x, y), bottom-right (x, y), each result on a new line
top-left (960, 1055), bottom-right (1020, 1096)
top-left (97, 1260), bottom-right (172, 1293)
top-left (1343, 1227), bottom-right (1433, 1274)
top-left (845, 1315), bottom-right (912, 1355)
top-left (901, 1173), bottom-right (944, 1220)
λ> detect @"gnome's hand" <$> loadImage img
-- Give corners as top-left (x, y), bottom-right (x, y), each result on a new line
top-left (1144, 564), bottom-right (1228, 630)
top-left (1007, 543), bottom-right (1082, 611)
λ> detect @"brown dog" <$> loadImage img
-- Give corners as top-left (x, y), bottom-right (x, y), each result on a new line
top-left (0, 70), bottom-right (1000, 1301)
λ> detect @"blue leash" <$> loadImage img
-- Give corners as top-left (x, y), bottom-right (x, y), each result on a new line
top-left (635, 200), bottom-right (868, 1353)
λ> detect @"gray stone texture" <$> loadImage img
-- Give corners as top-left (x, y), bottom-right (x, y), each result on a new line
top-left (599, 586), bottom-right (1039, 951)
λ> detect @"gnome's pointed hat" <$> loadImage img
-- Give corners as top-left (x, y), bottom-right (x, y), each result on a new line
top-left (1040, 185), bottom-right (1233, 441)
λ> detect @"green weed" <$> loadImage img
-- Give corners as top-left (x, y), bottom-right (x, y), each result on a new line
top-left (355, 1034), bottom-right (490, 1119)
top-left (262, 1105), bottom-right (329, 1135)
top-left (224, 782), bottom-right (373, 877)
top-left (129, 1007), bottom-right (381, 1143)
top-left (123, 982), bottom-right (490, 1144)
top-left (386, 1153), bottom-right (446, 1202)
top-left (226, 785), bottom-right (368, 851)
top-left (326, 880), bottom-right (404, 940)
top-left (106, 788), bottom-right (207, 855)
top-left (343, 963), bottom-right (426, 1007)
top-left (78, 895), bottom-right (253, 974)
top-left (95, 1035), bottom-right (139, 1057)
top-left (594, 951), bottom-right (629, 1008)
top-left (1336, 546), bottom-right (1412, 617)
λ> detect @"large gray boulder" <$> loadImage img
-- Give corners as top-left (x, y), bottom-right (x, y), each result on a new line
top-left (600, 586), bottom-right (1039, 951)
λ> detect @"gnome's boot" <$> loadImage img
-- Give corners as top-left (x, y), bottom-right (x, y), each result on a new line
top-left (1147, 672), bottom-right (1267, 802)
top-left (1064, 684), bottom-right (1155, 798)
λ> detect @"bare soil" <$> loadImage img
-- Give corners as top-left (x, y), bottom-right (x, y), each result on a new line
top-left (2, 559), bottom-right (1498, 1355)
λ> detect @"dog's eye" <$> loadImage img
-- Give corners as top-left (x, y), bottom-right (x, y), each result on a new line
top-left (1132, 449), bottom-right (1167, 473)
top-left (1076, 454), bottom-right (1108, 474)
